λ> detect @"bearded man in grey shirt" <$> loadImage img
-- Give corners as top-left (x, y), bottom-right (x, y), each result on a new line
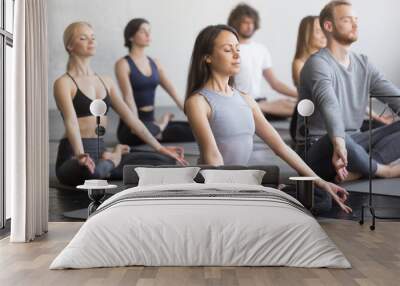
top-left (297, 0), bottom-right (400, 183)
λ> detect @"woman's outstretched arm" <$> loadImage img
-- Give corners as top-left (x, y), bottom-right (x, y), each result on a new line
top-left (103, 75), bottom-right (187, 165)
top-left (241, 92), bottom-right (352, 213)
top-left (185, 94), bottom-right (223, 165)
top-left (155, 59), bottom-right (185, 111)
top-left (115, 58), bottom-right (139, 116)
top-left (54, 76), bottom-right (95, 173)
top-left (54, 76), bottom-right (85, 156)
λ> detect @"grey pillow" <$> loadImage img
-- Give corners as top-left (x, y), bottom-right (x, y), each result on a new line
top-left (135, 167), bottom-right (201, 186)
top-left (200, 169), bottom-right (266, 185)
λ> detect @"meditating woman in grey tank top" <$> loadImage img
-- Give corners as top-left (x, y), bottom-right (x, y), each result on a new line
top-left (196, 87), bottom-right (255, 165)
top-left (184, 25), bottom-right (351, 214)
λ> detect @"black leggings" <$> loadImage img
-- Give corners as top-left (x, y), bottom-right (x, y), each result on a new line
top-left (296, 121), bottom-right (400, 181)
top-left (117, 120), bottom-right (195, 146)
top-left (55, 138), bottom-right (175, 186)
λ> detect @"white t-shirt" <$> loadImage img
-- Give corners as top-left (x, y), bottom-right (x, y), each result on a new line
top-left (234, 41), bottom-right (272, 99)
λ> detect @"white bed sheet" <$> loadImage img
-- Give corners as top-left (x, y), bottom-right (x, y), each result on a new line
top-left (50, 183), bottom-right (350, 269)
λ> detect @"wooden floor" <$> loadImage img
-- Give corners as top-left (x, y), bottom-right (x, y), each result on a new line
top-left (0, 220), bottom-right (399, 286)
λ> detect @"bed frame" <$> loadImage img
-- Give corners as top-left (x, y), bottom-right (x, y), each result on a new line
top-left (123, 165), bottom-right (280, 189)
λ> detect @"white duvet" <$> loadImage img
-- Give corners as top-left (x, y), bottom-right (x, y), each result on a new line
top-left (50, 183), bottom-right (351, 269)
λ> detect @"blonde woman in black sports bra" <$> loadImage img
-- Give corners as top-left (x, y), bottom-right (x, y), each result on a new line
top-left (54, 22), bottom-right (186, 186)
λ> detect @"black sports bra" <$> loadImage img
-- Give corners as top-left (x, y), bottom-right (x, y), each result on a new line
top-left (66, 73), bottom-right (112, 118)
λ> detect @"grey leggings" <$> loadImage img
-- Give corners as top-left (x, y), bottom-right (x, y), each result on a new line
top-left (297, 121), bottom-right (400, 181)
top-left (56, 138), bottom-right (175, 186)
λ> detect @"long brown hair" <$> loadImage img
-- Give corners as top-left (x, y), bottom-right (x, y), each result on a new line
top-left (293, 16), bottom-right (318, 61)
top-left (185, 25), bottom-right (239, 101)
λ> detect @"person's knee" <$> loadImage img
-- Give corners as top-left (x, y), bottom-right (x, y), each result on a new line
top-left (343, 136), bottom-right (373, 176)
top-left (57, 172), bottom-right (87, 186)
top-left (344, 136), bottom-right (362, 157)
top-left (56, 163), bottom-right (94, 186)
top-left (118, 122), bottom-right (143, 146)
top-left (125, 152), bottom-right (176, 166)
top-left (344, 136), bottom-right (368, 162)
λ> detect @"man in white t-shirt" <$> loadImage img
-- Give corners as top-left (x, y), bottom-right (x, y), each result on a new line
top-left (228, 3), bottom-right (298, 119)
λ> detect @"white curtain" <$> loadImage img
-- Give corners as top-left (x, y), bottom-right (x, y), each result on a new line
top-left (7, 0), bottom-right (49, 242)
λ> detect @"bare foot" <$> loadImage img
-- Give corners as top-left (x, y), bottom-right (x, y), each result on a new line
top-left (335, 171), bottom-right (362, 183)
top-left (117, 144), bottom-right (130, 155)
top-left (101, 144), bottom-right (129, 167)
top-left (388, 163), bottom-right (400, 178)
top-left (376, 162), bottom-right (400, 178)
top-left (378, 114), bottom-right (395, 125)
top-left (156, 112), bottom-right (174, 131)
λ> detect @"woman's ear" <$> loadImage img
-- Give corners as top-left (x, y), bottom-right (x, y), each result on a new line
top-left (205, 55), bottom-right (211, 64)
top-left (129, 37), bottom-right (135, 48)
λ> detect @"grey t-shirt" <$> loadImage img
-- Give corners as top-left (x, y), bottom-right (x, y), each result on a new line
top-left (297, 48), bottom-right (400, 141)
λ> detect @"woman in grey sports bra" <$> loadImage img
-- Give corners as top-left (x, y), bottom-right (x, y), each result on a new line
top-left (184, 25), bottom-right (351, 213)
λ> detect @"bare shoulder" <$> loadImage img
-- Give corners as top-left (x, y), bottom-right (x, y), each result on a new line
top-left (185, 93), bottom-right (209, 112)
top-left (54, 74), bottom-right (71, 88)
top-left (293, 58), bottom-right (305, 69)
top-left (186, 93), bottom-right (206, 104)
top-left (53, 75), bottom-right (76, 109)
top-left (53, 74), bottom-right (75, 97)
top-left (293, 58), bottom-right (305, 65)
top-left (115, 57), bottom-right (129, 69)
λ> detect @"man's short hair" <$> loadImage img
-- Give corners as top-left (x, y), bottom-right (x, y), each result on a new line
top-left (319, 0), bottom-right (352, 32)
top-left (228, 3), bottom-right (260, 32)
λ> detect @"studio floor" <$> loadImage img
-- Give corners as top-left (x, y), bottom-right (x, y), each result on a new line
top-left (1, 220), bottom-right (399, 286)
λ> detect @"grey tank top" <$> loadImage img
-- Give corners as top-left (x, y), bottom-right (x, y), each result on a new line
top-left (199, 88), bottom-right (255, 165)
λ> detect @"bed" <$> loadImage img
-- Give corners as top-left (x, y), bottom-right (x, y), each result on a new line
top-left (50, 165), bottom-right (350, 269)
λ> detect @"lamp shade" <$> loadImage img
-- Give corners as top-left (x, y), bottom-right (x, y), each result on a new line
top-left (89, 99), bottom-right (107, 116)
top-left (297, 99), bottom-right (314, 117)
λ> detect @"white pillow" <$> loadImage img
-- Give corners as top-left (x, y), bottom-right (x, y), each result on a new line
top-left (135, 167), bottom-right (201, 186)
top-left (200, 169), bottom-right (266, 185)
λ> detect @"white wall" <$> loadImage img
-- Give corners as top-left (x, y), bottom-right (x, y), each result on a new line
top-left (47, 0), bottom-right (400, 110)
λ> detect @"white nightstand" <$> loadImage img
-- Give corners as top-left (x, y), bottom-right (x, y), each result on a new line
top-left (76, 183), bottom-right (118, 216)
